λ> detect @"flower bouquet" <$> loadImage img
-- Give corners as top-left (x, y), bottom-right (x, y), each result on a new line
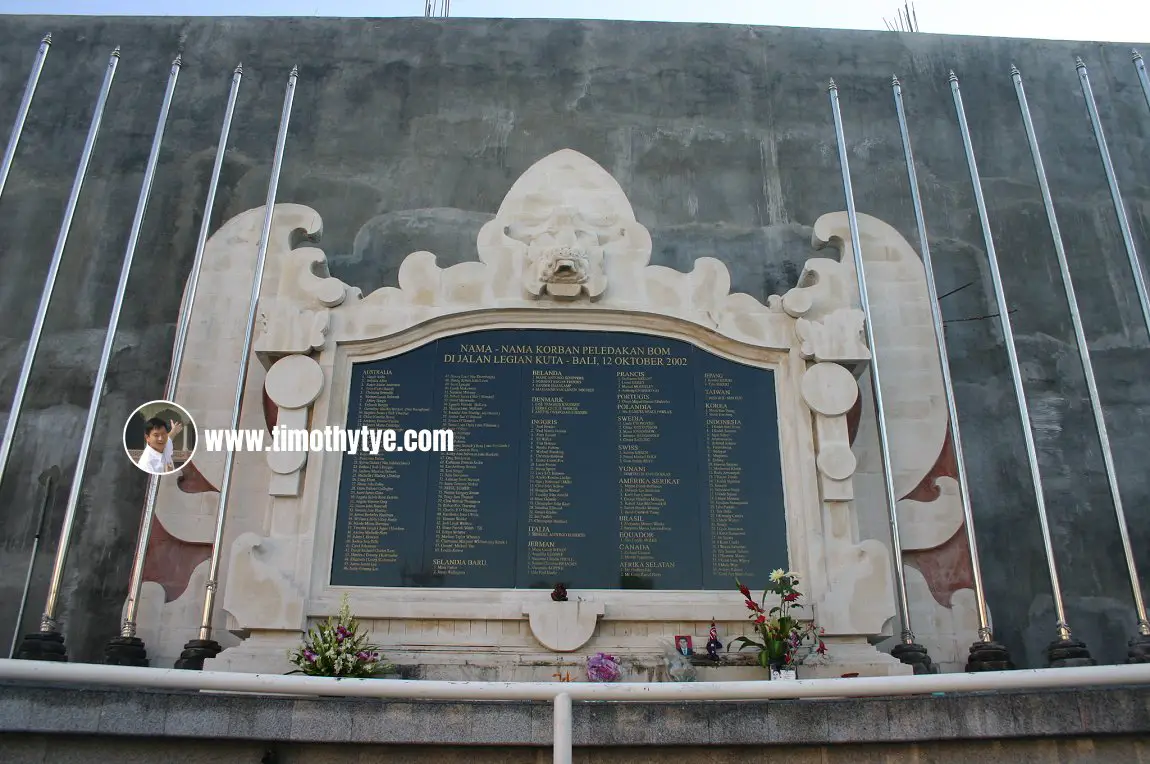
top-left (659, 638), bottom-right (698, 682)
top-left (288, 593), bottom-right (394, 678)
top-left (729, 568), bottom-right (827, 675)
top-left (586, 651), bottom-right (621, 682)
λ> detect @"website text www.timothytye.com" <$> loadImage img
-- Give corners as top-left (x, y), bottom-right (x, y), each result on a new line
top-left (201, 425), bottom-right (454, 455)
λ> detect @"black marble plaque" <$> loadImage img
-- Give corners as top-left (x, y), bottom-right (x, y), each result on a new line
top-left (331, 329), bottom-right (787, 591)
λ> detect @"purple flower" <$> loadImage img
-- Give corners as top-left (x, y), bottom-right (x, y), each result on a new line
top-left (303, 649), bottom-right (317, 663)
top-left (586, 652), bottom-right (621, 682)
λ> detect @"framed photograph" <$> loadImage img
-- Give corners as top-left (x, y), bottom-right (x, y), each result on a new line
top-left (674, 635), bottom-right (694, 656)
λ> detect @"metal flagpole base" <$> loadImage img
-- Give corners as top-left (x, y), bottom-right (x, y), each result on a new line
top-left (174, 638), bottom-right (222, 670)
top-left (103, 636), bottom-right (149, 667)
top-left (964, 640), bottom-right (1014, 672)
top-left (1046, 638), bottom-right (1095, 668)
top-left (1127, 632), bottom-right (1150, 664)
top-left (15, 630), bottom-right (67, 662)
top-left (890, 640), bottom-right (938, 674)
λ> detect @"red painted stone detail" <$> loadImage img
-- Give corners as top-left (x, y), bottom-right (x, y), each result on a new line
top-left (177, 461), bottom-right (219, 494)
top-left (899, 421), bottom-right (974, 608)
top-left (904, 422), bottom-right (958, 502)
top-left (144, 462), bottom-right (220, 603)
top-left (844, 393), bottom-right (974, 608)
top-left (846, 395), bottom-right (862, 445)
top-left (263, 386), bottom-right (278, 433)
top-left (846, 393), bottom-right (864, 448)
top-left (904, 524), bottom-right (975, 609)
top-left (141, 515), bottom-right (212, 603)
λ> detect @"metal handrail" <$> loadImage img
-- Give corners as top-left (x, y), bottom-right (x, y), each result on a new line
top-left (1, 659), bottom-right (1148, 763)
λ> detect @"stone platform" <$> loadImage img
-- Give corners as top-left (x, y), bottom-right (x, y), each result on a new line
top-left (1, 681), bottom-right (1147, 763)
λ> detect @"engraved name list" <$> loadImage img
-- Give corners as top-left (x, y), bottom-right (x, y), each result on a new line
top-left (331, 329), bottom-right (786, 591)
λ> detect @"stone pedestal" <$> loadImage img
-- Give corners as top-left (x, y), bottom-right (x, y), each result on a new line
top-left (796, 637), bottom-right (914, 678)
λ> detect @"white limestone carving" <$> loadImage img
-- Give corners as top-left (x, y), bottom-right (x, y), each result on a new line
top-left (265, 354), bottom-right (325, 410)
top-left (875, 570), bottom-right (983, 673)
top-left (815, 212), bottom-right (978, 656)
top-left (142, 148), bottom-right (945, 679)
top-left (801, 362), bottom-right (858, 417)
top-left (155, 204), bottom-right (324, 543)
top-left (817, 213), bottom-right (965, 549)
top-left (263, 354), bottom-right (326, 496)
top-left (782, 259), bottom-right (870, 365)
top-left (515, 205), bottom-right (609, 300)
top-left (522, 598), bottom-right (606, 652)
top-left (132, 205), bottom-right (323, 664)
top-left (801, 361), bottom-right (860, 499)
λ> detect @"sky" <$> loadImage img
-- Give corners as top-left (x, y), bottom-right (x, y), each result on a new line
top-left (0, 0), bottom-right (1146, 44)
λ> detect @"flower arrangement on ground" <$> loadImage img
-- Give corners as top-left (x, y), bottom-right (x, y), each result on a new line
top-left (288, 593), bottom-right (393, 678)
top-left (730, 568), bottom-right (828, 671)
top-left (586, 652), bottom-right (621, 682)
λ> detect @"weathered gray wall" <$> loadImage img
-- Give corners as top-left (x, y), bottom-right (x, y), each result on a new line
top-left (0, 15), bottom-right (1147, 666)
top-left (2, 682), bottom-right (1148, 763)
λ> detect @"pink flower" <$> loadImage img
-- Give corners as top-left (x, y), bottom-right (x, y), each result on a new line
top-left (587, 652), bottom-right (621, 682)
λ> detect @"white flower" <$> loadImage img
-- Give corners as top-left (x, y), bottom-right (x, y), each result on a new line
top-left (769, 569), bottom-right (786, 582)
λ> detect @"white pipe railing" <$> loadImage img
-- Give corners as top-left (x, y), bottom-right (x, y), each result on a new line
top-left (1, 659), bottom-right (1148, 762)
top-left (553, 691), bottom-right (573, 764)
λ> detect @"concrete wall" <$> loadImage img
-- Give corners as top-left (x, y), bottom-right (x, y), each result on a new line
top-left (4, 735), bottom-right (1149, 764)
top-left (0, 14), bottom-right (1147, 666)
top-left (2, 682), bottom-right (1148, 763)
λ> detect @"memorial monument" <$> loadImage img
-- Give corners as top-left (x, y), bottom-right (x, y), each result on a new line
top-left (125, 148), bottom-right (980, 679)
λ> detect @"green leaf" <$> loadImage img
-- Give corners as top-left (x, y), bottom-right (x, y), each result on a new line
top-left (729, 636), bottom-right (762, 652)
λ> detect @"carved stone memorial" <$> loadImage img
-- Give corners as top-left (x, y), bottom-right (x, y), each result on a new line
top-left (135, 149), bottom-right (980, 679)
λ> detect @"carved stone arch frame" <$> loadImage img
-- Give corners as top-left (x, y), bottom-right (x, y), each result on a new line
top-left (302, 309), bottom-right (817, 626)
top-left (199, 148), bottom-right (914, 675)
